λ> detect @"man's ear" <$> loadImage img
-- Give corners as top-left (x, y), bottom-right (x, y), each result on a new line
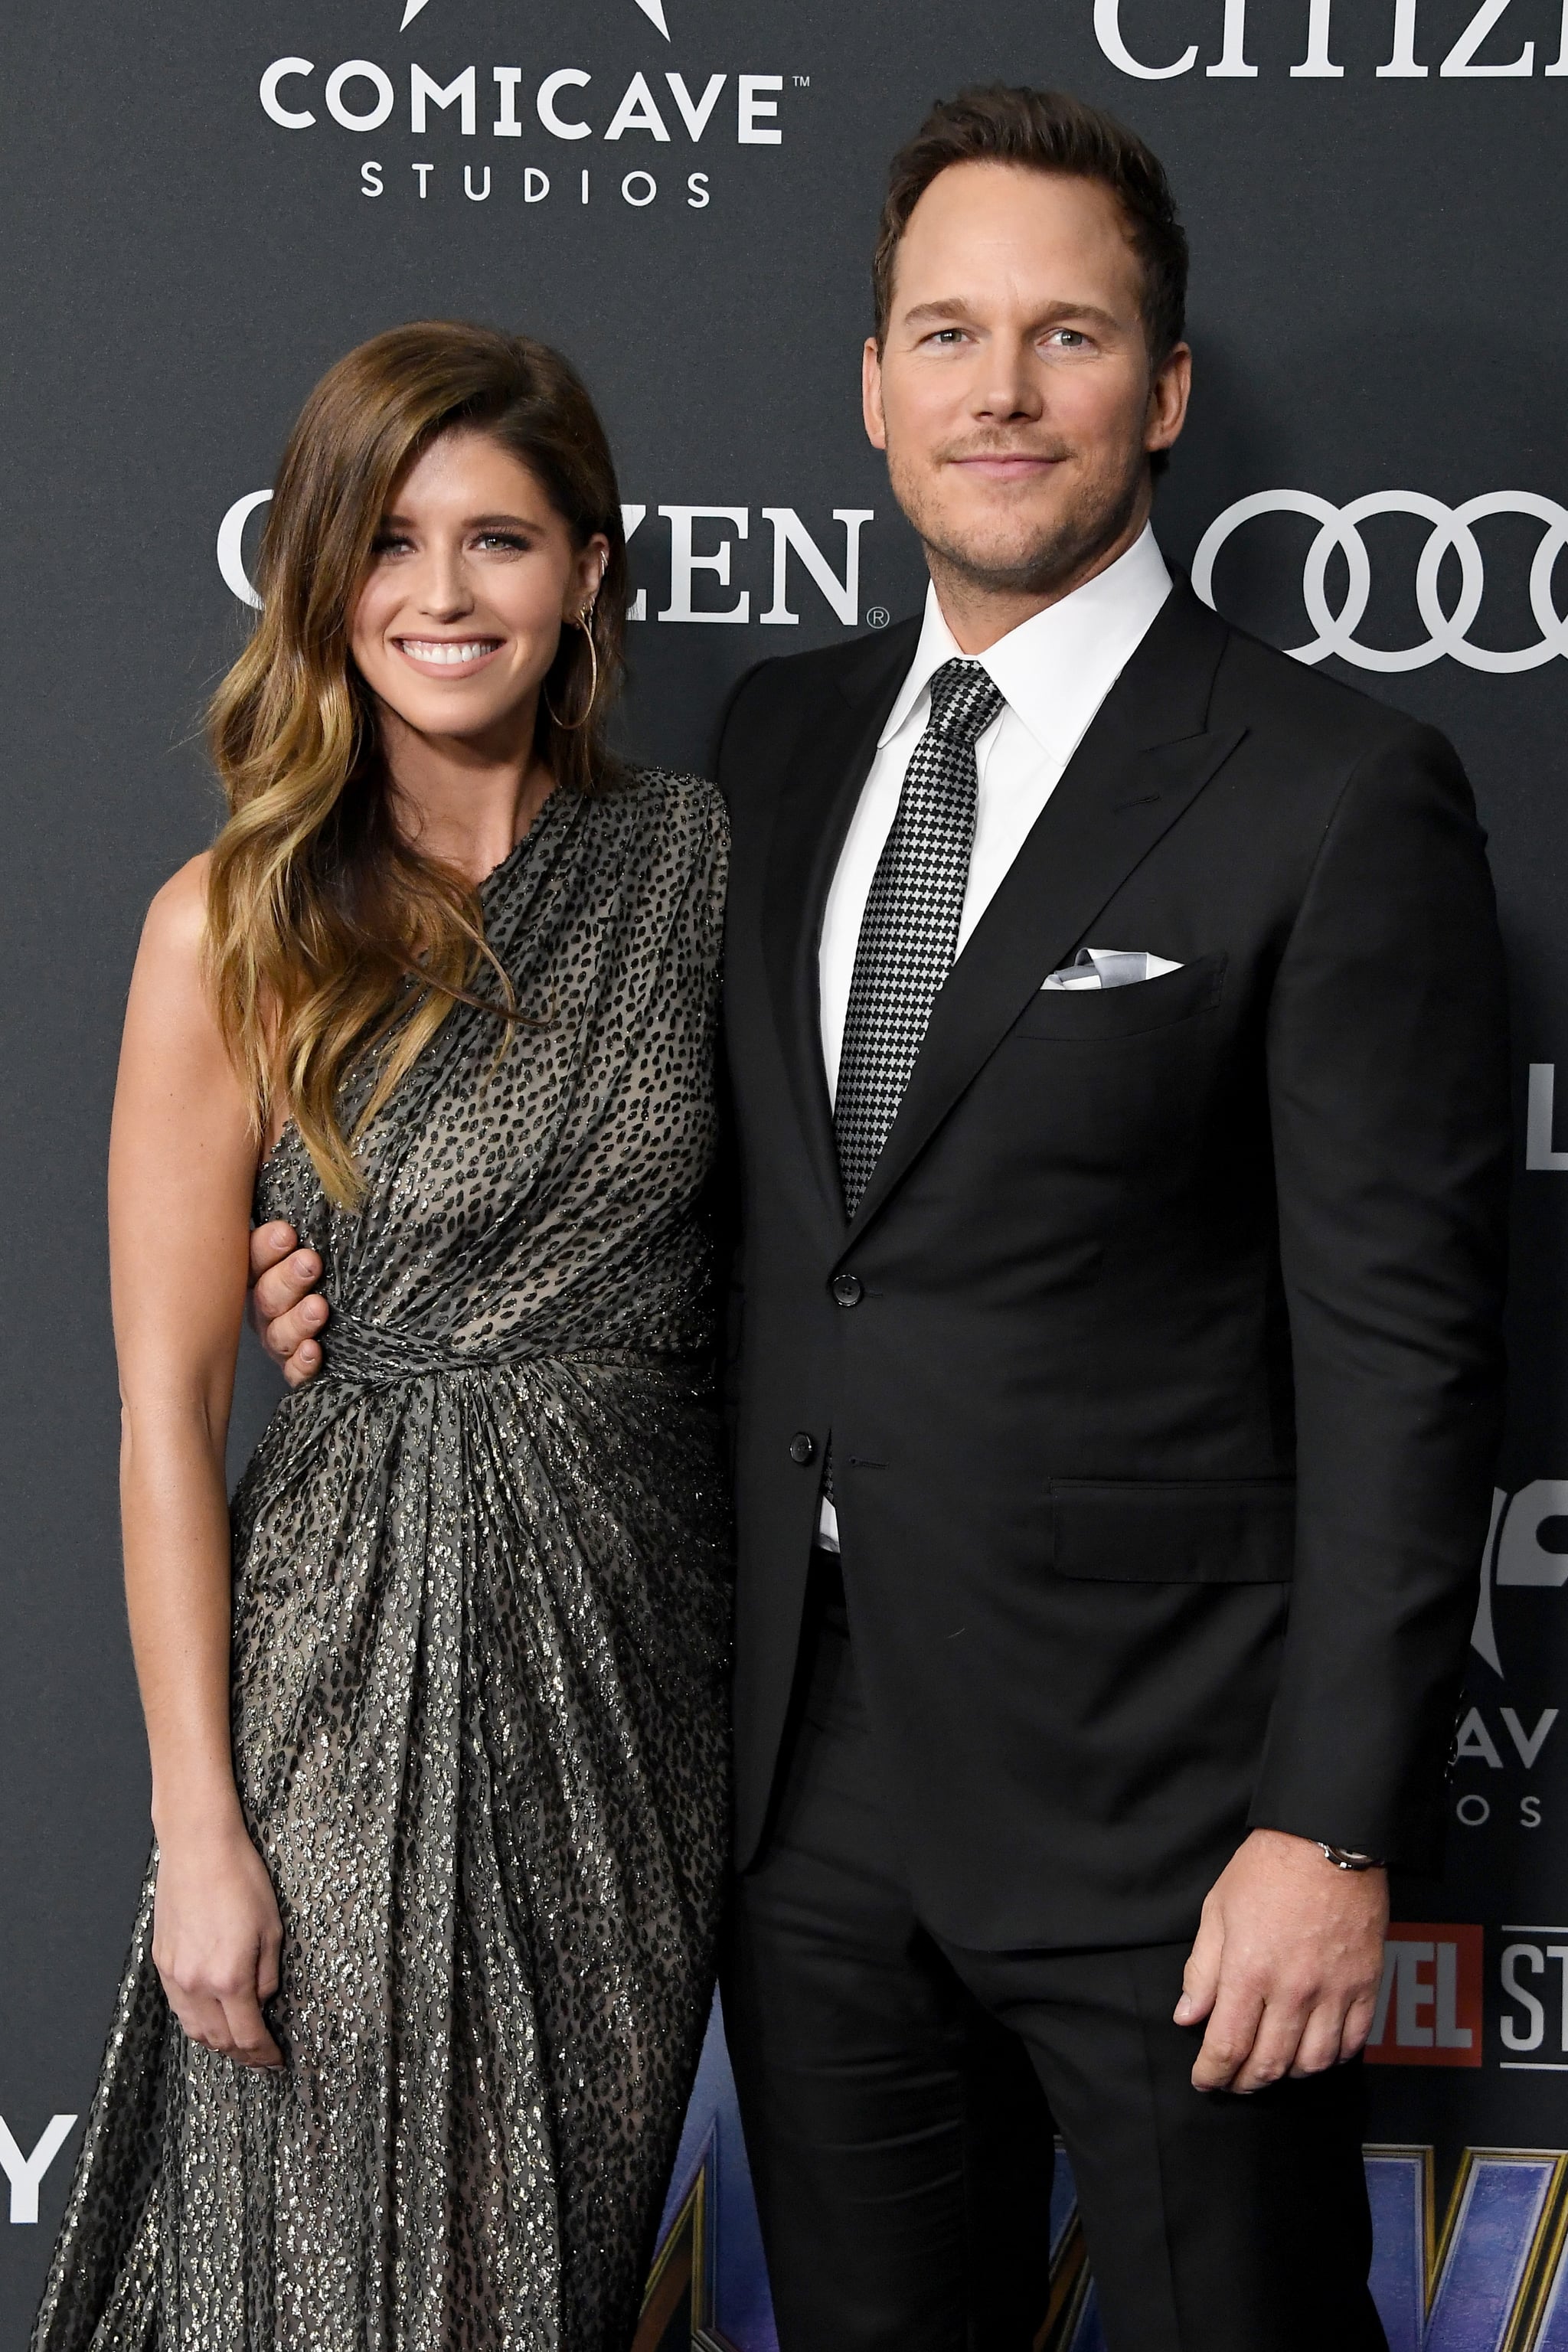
top-left (862, 336), bottom-right (888, 451)
top-left (1145, 341), bottom-right (1192, 456)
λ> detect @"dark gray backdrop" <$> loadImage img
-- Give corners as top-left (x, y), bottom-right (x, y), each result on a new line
top-left (5, 0), bottom-right (1568, 2341)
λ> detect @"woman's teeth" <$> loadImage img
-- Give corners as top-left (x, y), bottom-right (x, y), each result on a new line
top-left (399, 639), bottom-right (497, 666)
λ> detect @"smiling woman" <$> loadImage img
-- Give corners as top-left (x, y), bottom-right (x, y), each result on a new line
top-left (206, 323), bottom-right (626, 1207)
top-left (29, 324), bottom-right (731, 2352)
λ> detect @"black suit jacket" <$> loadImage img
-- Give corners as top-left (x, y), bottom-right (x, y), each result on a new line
top-left (716, 581), bottom-right (1510, 1951)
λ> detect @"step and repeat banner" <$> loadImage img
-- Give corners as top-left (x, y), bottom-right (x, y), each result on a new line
top-left (3, 1), bottom-right (1568, 2345)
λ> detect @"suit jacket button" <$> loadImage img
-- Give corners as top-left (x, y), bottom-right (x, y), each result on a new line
top-left (789, 1432), bottom-right (817, 1466)
top-left (831, 1273), bottom-right (864, 1308)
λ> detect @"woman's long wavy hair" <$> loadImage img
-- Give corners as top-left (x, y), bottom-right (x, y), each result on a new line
top-left (204, 321), bottom-right (628, 1207)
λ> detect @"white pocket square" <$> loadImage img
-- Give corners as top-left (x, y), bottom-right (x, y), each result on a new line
top-left (1040, 949), bottom-right (1184, 992)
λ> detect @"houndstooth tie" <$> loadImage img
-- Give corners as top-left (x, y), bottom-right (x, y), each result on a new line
top-left (834, 657), bottom-right (1005, 1217)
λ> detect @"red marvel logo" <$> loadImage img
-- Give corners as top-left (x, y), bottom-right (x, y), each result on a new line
top-left (1365, 1923), bottom-right (1483, 2067)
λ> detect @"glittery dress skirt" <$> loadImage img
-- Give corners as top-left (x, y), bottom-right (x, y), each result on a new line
top-left (32, 773), bottom-right (733, 2352)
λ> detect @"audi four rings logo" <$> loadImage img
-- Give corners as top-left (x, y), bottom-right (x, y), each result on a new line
top-left (1194, 491), bottom-right (1568, 674)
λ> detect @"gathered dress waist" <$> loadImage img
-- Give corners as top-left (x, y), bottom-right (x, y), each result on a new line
top-left (318, 1308), bottom-right (706, 1387)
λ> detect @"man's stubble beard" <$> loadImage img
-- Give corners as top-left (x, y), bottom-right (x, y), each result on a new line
top-left (888, 440), bottom-right (1149, 609)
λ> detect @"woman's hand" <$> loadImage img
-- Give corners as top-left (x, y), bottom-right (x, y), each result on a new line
top-left (152, 1816), bottom-right (285, 2067)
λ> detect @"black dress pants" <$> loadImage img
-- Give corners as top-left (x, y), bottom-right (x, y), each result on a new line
top-left (720, 1570), bottom-right (1388, 2352)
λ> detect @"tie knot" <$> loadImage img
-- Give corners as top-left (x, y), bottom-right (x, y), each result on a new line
top-left (925, 658), bottom-right (1004, 745)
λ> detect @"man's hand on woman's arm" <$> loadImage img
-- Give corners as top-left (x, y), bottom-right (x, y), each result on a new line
top-left (250, 1222), bottom-right (329, 1386)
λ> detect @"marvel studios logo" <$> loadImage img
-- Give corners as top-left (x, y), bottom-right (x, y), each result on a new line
top-left (1498, 1929), bottom-right (1568, 2073)
top-left (1364, 1923), bottom-right (1568, 2070)
top-left (1367, 1924), bottom-right (1483, 2068)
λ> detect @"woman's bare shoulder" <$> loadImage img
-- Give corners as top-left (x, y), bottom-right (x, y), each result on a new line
top-left (131, 858), bottom-right (224, 1024)
top-left (126, 856), bottom-right (224, 1047)
top-left (141, 853), bottom-right (211, 959)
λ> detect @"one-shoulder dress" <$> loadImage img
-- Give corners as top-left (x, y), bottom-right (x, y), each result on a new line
top-left (32, 769), bottom-right (733, 2352)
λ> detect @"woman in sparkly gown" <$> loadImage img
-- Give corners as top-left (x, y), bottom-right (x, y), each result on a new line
top-left (31, 325), bottom-right (730, 2352)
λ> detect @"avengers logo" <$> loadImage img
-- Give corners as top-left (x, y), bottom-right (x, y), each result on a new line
top-left (1193, 490), bottom-right (1568, 674)
top-left (1044, 2145), bottom-right (1568, 2351)
top-left (635, 2002), bottom-right (1568, 2352)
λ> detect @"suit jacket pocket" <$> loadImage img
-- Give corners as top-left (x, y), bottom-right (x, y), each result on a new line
top-left (1049, 1476), bottom-right (1295, 1582)
top-left (1009, 952), bottom-right (1227, 1041)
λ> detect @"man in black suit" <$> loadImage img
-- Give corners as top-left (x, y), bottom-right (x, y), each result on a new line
top-left (709, 84), bottom-right (1508, 2352)
top-left (250, 84), bottom-right (1509, 2352)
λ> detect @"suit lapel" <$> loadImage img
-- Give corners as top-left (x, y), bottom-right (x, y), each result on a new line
top-left (841, 584), bottom-right (1243, 1246)
top-left (760, 619), bottom-right (919, 1223)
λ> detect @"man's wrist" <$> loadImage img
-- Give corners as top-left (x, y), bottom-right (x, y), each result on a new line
top-left (1316, 1841), bottom-right (1386, 1872)
top-left (1248, 1824), bottom-right (1387, 1872)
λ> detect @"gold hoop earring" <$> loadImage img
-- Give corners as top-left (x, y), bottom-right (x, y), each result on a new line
top-left (544, 604), bottom-right (599, 733)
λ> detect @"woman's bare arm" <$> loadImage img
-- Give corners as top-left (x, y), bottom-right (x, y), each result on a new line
top-left (109, 854), bottom-right (283, 2066)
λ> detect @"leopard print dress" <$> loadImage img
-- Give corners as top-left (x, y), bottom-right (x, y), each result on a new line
top-left (32, 770), bottom-right (732, 2352)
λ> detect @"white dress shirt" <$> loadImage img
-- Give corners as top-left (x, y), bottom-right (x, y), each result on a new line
top-left (815, 523), bottom-right (1173, 1550)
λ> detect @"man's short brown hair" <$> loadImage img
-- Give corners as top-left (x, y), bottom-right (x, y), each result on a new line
top-left (873, 85), bottom-right (1189, 366)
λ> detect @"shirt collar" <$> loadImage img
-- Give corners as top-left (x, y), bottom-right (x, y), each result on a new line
top-left (877, 524), bottom-right (1173, 757)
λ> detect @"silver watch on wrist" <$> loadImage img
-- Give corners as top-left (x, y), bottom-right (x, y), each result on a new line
top-left (1318, 1842), bottom-right (1385, 1872)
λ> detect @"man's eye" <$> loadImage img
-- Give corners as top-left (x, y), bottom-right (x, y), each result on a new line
top-left (1050, 329), bottom-right (1090, 351)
